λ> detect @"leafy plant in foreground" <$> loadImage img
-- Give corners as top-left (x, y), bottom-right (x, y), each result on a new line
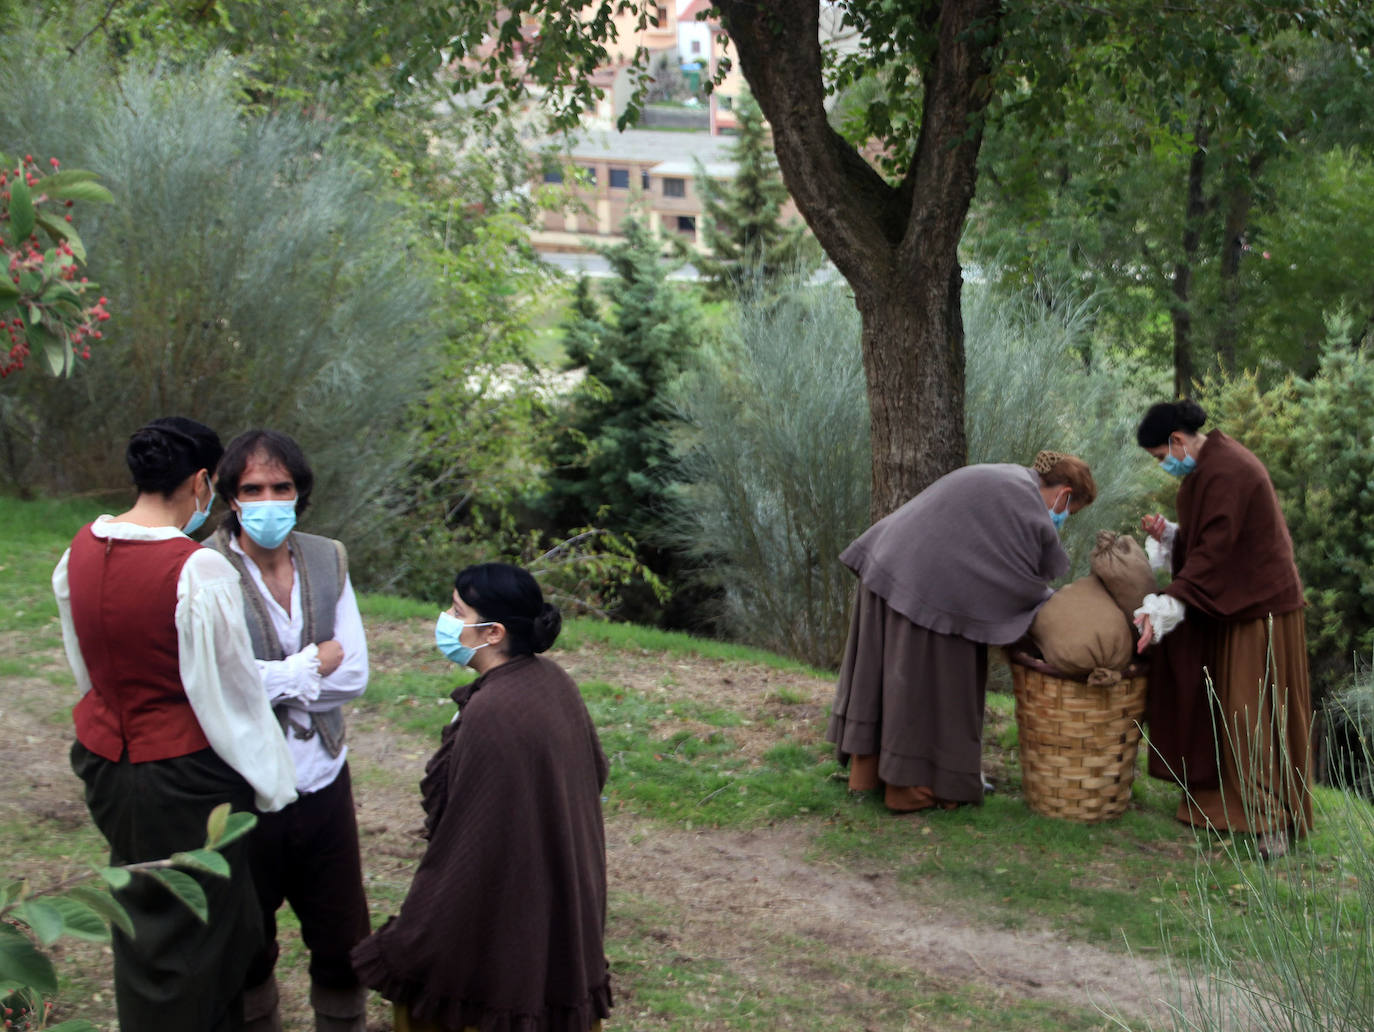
top-left (0, 804), bottom-right (256, 1031)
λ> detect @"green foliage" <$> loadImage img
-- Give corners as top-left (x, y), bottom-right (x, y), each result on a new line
top-left (0, 51), bottom-right (438, 560)
top-left (664, 276), bottom-right (868, 667)
top-left (963, 281), bottom-right (1156, 576)
top-left (693, 92), bottom-right (820, 298)
top-left (545, 215), bottom-right (703, 543)
top-left (0, 804), bottom-right (256, 1032)
top-left (0, 155), bottom-right (112, 379)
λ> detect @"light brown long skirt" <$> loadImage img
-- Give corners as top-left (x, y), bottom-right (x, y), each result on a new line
top-left (1177, 609), bottom-right (1313, 836)
top-left (827, 585), bottom-right (988, 809)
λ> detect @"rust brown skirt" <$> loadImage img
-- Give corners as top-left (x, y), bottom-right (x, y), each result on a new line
top-left (1175, 609), bottom-right (1313, 835)
top-left (827, 585), bottom-right (988, 809)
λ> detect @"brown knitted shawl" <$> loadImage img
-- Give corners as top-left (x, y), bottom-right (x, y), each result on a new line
top-left (351, 655), bottom-right (611, 1031)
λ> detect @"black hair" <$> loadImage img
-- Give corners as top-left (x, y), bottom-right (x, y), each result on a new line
top-left (1136, 400), bottom-right (1207, 448)
top-left (454, 562), bottom-right (562, 656)
top-left (125, 416), bottom-right (223, 497)
top-left (215, 429), bottom-right (314, 535)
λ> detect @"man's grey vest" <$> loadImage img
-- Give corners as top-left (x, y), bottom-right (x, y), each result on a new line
top-left (207, 526), bottom-right (349, 758)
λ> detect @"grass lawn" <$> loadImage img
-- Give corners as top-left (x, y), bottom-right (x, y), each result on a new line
top-left (3, 494), bottom-right (1371, 1031)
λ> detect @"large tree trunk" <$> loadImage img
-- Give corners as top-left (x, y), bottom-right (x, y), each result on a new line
top-left (1216, 155), bottom-right (1263, 374)
top-left (716, 0), bottom-right (998, 520)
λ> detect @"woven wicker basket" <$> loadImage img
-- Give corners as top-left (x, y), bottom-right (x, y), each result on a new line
top-left (1008, 650), bottom-right (1148, 823)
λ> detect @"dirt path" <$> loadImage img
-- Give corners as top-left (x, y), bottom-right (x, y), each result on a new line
top-left (3, 637), bottom-right (1180, 1030)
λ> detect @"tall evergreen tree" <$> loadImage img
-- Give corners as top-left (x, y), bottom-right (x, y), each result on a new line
top-left (695, 91), bottom-right (818, 297)
top-left (546, 216), bottom-right (701, 539)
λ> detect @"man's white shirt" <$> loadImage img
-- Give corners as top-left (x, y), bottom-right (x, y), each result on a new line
top-left (225, 533), bottom-right (368, 795)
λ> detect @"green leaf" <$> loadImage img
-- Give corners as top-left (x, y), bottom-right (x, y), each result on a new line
top-left (144, 868), bottom-right (209, 922)
top-left (48, 1021), bottom-right (101, 1032)
top-left (0, 277), bottom-right (18, 299)
top-left (35, 211), bottom-right (87, 263)
top-left (169, 849), bottom-right (230, 879)
top-left (0, 922), bottom-right (58, 995)
top-left (42, 180), bottom-right (113, 205)
top-left (35, 169), bottom-right (100, 192)
top-left (205, 802), bottom-right (230, 847)
top-left (96, 866), bottom-right (132, 891)
top-left (212, 810), bottom-right (258, 850)
top-left (9, 178), bottom-right (35, 239)
top-left (47, 895), bottom-right (112, 942)
top-left (11, 900), bottom-right (65, 946)
top-left (32, 325), bottom-right (70, 376)
top-left (65, 883), bottom-right (134, 939)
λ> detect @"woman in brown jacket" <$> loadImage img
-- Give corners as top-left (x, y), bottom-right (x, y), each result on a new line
top-left (1134, 400), bottom-right (1312, 858)
top-left (352, 563), bottom-right (611, 1032)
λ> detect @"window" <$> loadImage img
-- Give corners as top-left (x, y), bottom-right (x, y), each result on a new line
top-left (656, 5), bottom-right (667, 26)
top-left (663, 177), bottom-right (686, 198)
top-left (608, 167), bottom-right (630, 189)
top-left (641, 169), bottom-right (651, 190)
top-left (718, 95), bottom-right (734, 112)
top-left (542, 168), bottom-right (563, 184)
top-left (580, 165), bottom-right (597, 185)
top-left (676, 215), bottom-right (696, 235)
top-left (690, 40), bottom-right (702, 55)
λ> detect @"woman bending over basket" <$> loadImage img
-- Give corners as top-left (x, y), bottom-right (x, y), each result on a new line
top-left (1133, 400), bottom-right (1312, 859)
top-left (827, 452), bottom-right (1096, 812)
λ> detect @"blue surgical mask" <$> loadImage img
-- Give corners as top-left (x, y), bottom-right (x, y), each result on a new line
top-left (181, 485), bottom-right (214, 536)
top-left (1160, 441), bottom-right (1197, 478)
top-left (238, 499), bottom-right (297, 549)
top-left (1047, 489), bottom-right (1070, 532)
top-left (435, 610), bottom-right (496, 666)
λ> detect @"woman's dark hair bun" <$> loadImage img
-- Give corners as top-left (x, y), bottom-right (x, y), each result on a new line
top-left (1136, 400), bottom-right (1208, 448)
top-left (125, 417), bottom-right (223, 496)
top-left (531, 602), bottom-right (562, 654)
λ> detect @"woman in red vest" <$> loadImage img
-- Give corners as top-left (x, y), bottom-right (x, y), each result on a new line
top-left (53, 416), bottom-right (297, 1032)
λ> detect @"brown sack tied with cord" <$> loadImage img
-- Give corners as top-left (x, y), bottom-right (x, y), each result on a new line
top-left (1029, 573), bottom-right (1134, 685)
top-left (1090, 530), bottom-right (1157, 619)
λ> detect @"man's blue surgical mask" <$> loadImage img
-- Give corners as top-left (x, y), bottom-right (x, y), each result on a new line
top-left (435, 610), bottom-right (496, 666)
top-left (238, 499), bottom-right (297, 549)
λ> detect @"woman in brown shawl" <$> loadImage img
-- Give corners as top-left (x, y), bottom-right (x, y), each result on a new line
top-left (828, 452), bottom-right (1097, 811)
top-left (1133, 400), bottom-right (1312, 859)
top-left (351, 563), bottom-right (611, 1031)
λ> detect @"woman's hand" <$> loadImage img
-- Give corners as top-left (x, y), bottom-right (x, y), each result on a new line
top-left (1134, 615), bottom-right (1154, 654)
top-left (1140, 513), bottom-right (1168, 542)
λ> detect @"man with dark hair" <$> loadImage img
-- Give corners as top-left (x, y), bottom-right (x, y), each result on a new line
top-left (209, 429), bottom-right (371, 1032)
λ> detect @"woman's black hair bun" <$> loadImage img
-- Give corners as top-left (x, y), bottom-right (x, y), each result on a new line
top-left (1175, 399), bottom-right (1207, 433)
top-left (531, 602), bottom-right (563, 654)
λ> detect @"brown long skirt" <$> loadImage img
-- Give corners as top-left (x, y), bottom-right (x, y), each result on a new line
top-left (827, 585), bottom-right (988, 809)
top-left (393, 1006), bottom-right (601, 1032)
top-left (1176, 609), bottom-right (1313, 835)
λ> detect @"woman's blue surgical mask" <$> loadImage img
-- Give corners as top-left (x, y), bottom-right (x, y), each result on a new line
top-left (181, 483), bottom-right (214, 536)
top-left (1160, 440), bottom-right (1197, 478)
top-left (238, 499), bottom-right (297, 549)
top-left (1048, 489), bottom-right (1070, 532)
top-left (435, 610), bottom-right (496, 666)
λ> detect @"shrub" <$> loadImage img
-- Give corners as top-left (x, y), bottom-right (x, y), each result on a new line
top-left (666, 276), bottom-right (1158, 666)
top-left (0, 51), bottom-right (438, 567)
top-left (665, 276), bottom-right (869, 666)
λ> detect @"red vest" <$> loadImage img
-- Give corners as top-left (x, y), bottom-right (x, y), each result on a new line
top-left (67, 524), bottom-right (212, 762)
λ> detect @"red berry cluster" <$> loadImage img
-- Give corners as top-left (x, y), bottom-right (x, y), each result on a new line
top-left (0, 154), bottom-right (108, 378)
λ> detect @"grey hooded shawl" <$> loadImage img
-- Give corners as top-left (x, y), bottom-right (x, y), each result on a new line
top-left (840, 463), bottom-right (1068, 645)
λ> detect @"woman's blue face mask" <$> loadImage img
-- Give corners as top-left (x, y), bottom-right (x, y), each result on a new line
top-left (1048, 489), bottom-right (1070, 532)
top-left (1160, 440), bottom-right (1197, 478)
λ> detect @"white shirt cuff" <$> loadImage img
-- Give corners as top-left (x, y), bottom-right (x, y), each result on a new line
top-left (1133, 593), bottom-right (1185, 643)
top-left (257, 644), bottom-right (323, 704)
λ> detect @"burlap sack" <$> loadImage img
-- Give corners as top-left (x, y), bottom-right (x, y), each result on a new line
top-left (1029, 573), bottom-right (1134, 685)
top-left (1090, 530), bottom-right (1157, 619)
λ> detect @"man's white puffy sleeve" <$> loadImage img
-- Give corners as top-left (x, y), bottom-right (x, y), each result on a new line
top-left (176, 549), bottom-right (297, 812)
top-left (52, 548), bottom-right (92, 698)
